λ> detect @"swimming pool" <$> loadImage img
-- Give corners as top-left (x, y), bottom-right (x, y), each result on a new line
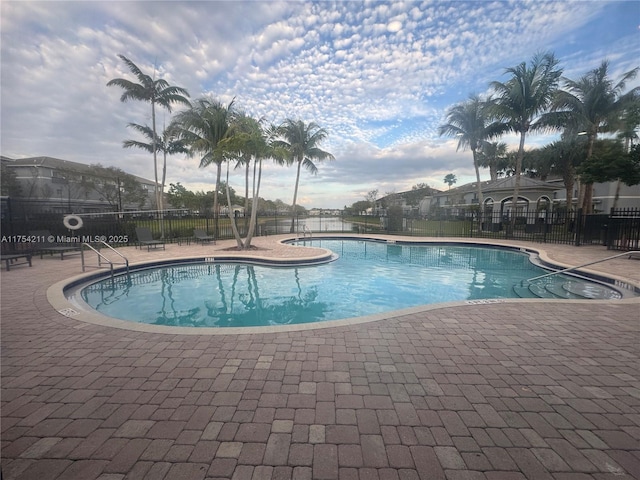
top-left (71, 239), bottom-right (626, 328)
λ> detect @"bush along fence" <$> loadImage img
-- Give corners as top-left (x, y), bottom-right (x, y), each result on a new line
top-left (1, 206), bottom-right (638, 251)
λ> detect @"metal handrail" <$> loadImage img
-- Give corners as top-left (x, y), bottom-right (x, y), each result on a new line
top-left (298, 224), bottom-right (312, 238)
top-left (81, 242), bottom-right (129, 278)
top-left (524, 250), bottom-right (640, 284)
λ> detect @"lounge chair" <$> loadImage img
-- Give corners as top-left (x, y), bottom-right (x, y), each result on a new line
top-left (29, 230), bottom-right (81, 260)
top-left (135, 227), bottom-right (165, 251)
top-left (194, 228), bottom-right (216, 244)
top-left (0, 244), bottom-right (33, 271)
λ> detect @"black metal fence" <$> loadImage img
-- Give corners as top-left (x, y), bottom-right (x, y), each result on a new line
top-left (348, 208), bottom-right (639, 250)
top-left (1, 201), bottom-right (638, 252)
top-left (605, 208), bottom-right (640, 251)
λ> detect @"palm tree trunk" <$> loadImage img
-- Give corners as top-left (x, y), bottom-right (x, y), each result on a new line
top-left (510, 131), bottom-right (527, 235)
top-left (244, 157), bottom-right (250, 232)
top-left (159, 150), bottom-right (167, 238)
top-left (582, 132), bottom-right (597, 214)
top-left (612, 180), bottom-right (622, 210)
top-left (213, 162), bottom-right (222, 237)
top-left (243, 157), bottom-right (263, 248)
top-left (226, 161), bottom-right (244, 249)
top-left (583, 183), bottom-right (594, 213)
top-left (151, 100), bottom-right (162, 236)
top-left (576, 179), bottom-right (585, 212)
top-left (563, 167), bottom-right (575, 228)
top-left (490, 162), bottom-right (498, 182)
top-left (472, 148), bottom-right (484, 221)
top-left (290, 158), bottom-right (302, 233)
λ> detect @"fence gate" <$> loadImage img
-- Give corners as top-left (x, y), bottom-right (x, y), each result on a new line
top-left (606, 208), bottom-right (640, 251)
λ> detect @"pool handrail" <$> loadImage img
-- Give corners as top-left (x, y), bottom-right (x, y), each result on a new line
top-left (523, 250), bottom-right (640, 285)
top-left (81, 242), bottom-right (129, 278)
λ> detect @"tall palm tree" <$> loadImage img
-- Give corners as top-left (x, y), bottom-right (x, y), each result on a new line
top-left (123, 122), bottom-right (188, 236)
top-left (226, 111), bottom-right (264, 229)
top-left (439, 94), bottom-right (504, 210)
top-left (490, 52), bottom-right (563, 228)
top-left (173, 97), bottom-right (235, 236)
top-left (219, 114), bottom-right (275, 248)
top-left (107, 54), bottom-right (190, 212)
top-left (275, 120), bottom-right (335, 233)
top-left (548, 60), bottom-right (639, 212)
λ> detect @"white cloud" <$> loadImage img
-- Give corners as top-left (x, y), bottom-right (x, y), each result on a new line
top-left (1, 1), bottom-right (636, 209)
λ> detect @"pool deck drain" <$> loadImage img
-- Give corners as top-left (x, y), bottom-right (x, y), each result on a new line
top-left (2, 234), bottom-right (640, 480)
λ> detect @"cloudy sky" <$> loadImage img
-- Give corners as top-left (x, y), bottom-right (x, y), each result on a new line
top-left (2, 1), bottom-right (638, 209)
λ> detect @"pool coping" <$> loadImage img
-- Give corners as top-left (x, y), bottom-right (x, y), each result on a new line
top-left (46, 236), bottom-right (640, 335)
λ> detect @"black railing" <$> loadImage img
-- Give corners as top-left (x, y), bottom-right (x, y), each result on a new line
top-left (606, 208), bottom-right (640, 251)
top-left (2, 205), bottom-right (639, 251)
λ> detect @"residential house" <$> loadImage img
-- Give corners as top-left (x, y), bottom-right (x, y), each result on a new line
top-left (2, 156), bottom-right (157, 217)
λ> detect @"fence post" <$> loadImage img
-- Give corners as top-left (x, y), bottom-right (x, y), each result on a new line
top-left (574, 209), bottom-right (583, 246)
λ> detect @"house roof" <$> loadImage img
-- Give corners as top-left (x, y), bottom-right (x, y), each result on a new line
top-left (437, 176), bottom-right (557, 196)
top-left (377, 185), bottom-right (442, 203)
top-left (5, 156), bottom-right (155, 185)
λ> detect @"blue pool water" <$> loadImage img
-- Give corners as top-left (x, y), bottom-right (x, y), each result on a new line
top-left (77, 239), bottom-right (623, 327)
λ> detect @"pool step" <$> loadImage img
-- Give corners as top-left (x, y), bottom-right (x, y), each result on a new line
top-left (513, 280), bottom-right (621, 300)
top-left (544, 282), bottom-right (583, 299)
top-left (529, 283), bottom-right (563, 298)
top-left (562, 281), bottom-right (622, 299)
top-left (512, 284), bottom-right (541, 298)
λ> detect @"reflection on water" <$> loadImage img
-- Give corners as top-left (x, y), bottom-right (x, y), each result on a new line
top-left (81, 240), bottom-right (619, 328)
top-left (82, 263), bottom-right (329, 327)
top-left (263, 216), bottom-right (355, 233)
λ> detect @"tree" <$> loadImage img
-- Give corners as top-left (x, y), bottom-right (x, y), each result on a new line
top-left (404, 185), bottom-right (435, 208)
top-left (274, 119), bottom-right (335, 233)
top-left (1, 162), bottom-right (21, 197)
top-left (443, 173), bottom-right (457, 190)
top-left (579, 140), bottom-right (640, 209)
top-left (107, 54), bottom-right (190, 215)
top-left (477, 142), bottom-right (508, 181)
top-left (167, 182), bottom-right (195, 209)
top-left (541, 132), bottom-right (586, 214)
top-left (549, 60), bottom-right (639, 212)
top-left (365, 189), bottom-right (378, 214)
top-left (439, 94), bottom-right (504, 208)
top-left (490, 52), bottom-right (563, 229)
top-left (124, 121), bottom-right (188, 236)
top-left (174, 97), bottom-right (235, 236)
top-left (350, 200), bottom-right (371, 214)
top-left (218, 116), bottom-right (284, 249)
top-left (82, 164), bottom-right (147, 210)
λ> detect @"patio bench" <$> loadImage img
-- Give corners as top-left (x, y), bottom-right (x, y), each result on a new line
top-left (1, 252), bottom-right (33, 271)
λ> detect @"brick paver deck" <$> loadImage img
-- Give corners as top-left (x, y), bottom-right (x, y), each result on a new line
top-left (2, 235), bottom-right (639, 479)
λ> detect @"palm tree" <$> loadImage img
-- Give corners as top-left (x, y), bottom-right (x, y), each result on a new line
top-left (490, 52), bottom-right (563, 229)
top-left (173, 97), bottom-right (235, 236)
top-left (107, 54), bottom-right (190, 213)
top-left (548, 60), bottom-right (639, 212)
top-left (226, 111), bottom-right (264, 230)
top-left (439, 94), bottom-right (504, 210)
top-left (477, 142), bottom-right (508, 182)
top-left (443, 173), bottom-right (457, 190)
top-left (123, 122), bottom-right (188, 236)
top-left (219, 115), bottom-right (281, 249)
top-left (614, 102), bottom-right (640, 209)
top-left (275, 119), bottom-right (335, 233)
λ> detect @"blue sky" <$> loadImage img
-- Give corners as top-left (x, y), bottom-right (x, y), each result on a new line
top-left (2, 1), bottom-right (639, 209)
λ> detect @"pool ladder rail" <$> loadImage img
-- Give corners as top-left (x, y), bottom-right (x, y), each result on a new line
top-left (515, 250), bottom-right (640, 299)
top-left (81, 241), bottom-right (129, 278)
top-left (299, 225), bottom-right (313, 238)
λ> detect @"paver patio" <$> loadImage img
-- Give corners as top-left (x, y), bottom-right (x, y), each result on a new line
top-left (1, 235), bottom-right (639, 479)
